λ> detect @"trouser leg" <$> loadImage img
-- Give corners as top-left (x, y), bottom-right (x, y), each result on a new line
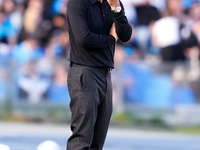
top-left (90, 72), bottom-right (113, 150)
top-left (67, 67), bottom-right (112, 150)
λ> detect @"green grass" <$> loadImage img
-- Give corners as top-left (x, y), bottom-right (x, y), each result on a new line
top-left (110, 111), bottom-right (168, 130)
top-left (174, 126), bottom-right (200, 134)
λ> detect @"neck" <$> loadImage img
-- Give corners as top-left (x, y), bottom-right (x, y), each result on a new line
top-left (98, 0), bottom-right (103, 3)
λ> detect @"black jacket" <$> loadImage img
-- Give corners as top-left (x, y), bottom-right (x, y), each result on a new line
top-left (66, 0), bottom-right (132, 68)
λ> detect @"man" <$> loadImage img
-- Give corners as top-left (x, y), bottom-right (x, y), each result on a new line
top-left (66, 0), bottom-right (132, 149)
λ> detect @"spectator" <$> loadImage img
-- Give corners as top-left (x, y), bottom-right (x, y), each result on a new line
top-left (0, 10), bottom-right (16, 43)
top-left (151, 0), bottom-right (199, 62)
top-left (151, 15), bottom-right (184, 62)
top-left (132, 0), bottom-right (161, 56)
top-left (2, 0), bottom-right (23, 44)
top-left (42, 0), bottom-right (54, 20)
top-left (0, 41), bottom-right (11, 68)
top-left (166, 0), bottom-right (185, 22)
top-left (59, 31), bottom-right (70, 58)
top-left (11, 36), bottom-right (44, 65)
top-left (47, 63), bottom-right (70, 104)
top-left (187, 3), bottom-right (200, 45)
top-left (17, 0), bottom-right (44, 43)
top-left (17, 60), bottom-right (50, 103)
top-left (45, 31), bottom-right (69, 58)
top-left (51, 0), bottom-right (68, 15)
top-left (52, 13), bottom-right (67, 33)
top-left (36, 57), bottom-right (54, 79)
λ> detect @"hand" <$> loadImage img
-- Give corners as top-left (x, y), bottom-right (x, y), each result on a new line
top-left (107, 0), bottom-right (120, 10)
top-left (110, 23), bottom-right (118, 41)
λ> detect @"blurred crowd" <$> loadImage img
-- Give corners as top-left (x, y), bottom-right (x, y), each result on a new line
top-left (0, 0), bottom-right (70, 103)
top-left (0, 0), bottom-right (200, 107)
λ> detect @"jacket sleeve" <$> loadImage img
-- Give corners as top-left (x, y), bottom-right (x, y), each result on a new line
top-left (67, 0), bottom-right (115, 49)
top-left (112, 1), bottom-right (132, 42)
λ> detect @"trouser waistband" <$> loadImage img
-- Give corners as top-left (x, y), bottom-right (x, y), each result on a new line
top-left (70, 62), bottom-right (112, 72)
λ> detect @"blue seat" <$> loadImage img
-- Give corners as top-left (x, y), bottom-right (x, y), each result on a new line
top-left (142, 75), bottom-right (173, 108)
top-left (171, 86), bottom-right (195, 106)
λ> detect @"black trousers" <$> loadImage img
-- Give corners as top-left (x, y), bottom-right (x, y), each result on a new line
top-left (67, 64), bottom-right (113, 150)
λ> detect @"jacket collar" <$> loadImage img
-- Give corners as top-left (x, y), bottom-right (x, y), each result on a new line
top-left (89, 0), bottom-right (98, 5)
top-left (89, 0), bottom-right (107, 5)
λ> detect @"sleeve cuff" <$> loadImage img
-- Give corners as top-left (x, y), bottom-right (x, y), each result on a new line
top-left (108, 35), bottom-right (116, 45)
top-left (112, 9), bottom-right (124, 20)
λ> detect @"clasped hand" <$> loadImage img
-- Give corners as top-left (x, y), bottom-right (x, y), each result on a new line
top-left (107, 0), bottom-right (120, 10)
top-left (110, 23), bottom-right (118, 41)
